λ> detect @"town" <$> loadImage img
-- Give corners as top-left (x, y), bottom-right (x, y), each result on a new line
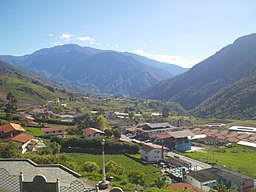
top-left (0, 94), bottom-right (255, 192)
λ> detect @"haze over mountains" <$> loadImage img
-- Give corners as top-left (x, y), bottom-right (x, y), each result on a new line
top-left (1, 33), bottom-right (256, 118)
top-left (0, 45), bottom-right (187, 97)
top-left (141, 33), bottom-right (256, 118)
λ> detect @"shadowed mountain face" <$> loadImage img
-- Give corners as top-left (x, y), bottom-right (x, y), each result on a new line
top-left (0, 44), bottom-right (186, 97)
top-left (140, 33), bottom-right (256, 118)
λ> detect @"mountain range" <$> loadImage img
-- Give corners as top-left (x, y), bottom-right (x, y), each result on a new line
top-left (1, 33), bottom-right (256, 119)
top-left (0, 45), bottom-right (187, 97)
top-left (140, 33), bottom-right (256, 118)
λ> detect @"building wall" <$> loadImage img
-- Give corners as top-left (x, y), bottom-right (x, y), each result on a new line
top-left (83, 133), bottom-right (102, 139)
top-left (21, 140), bottom-right (31, 154)
top-left (184, 175), bottom-right (215, 192)
top-left (42, 130), bottom-right (65, 137)
top-left (141, 149), bottom-right (162, 163)
top-left (176, 140), bottom-right (191, 152)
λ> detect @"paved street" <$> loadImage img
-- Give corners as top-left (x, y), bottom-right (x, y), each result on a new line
top-left (167, 152), bottom-right (212, 171)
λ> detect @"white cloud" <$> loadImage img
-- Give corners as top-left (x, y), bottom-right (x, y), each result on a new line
top-left (48, 33), bottom-right (54, 37)
top-left (133, 49), bottom-right (196, 68)
top-left (77, 36), bottom-right (94, 41)
top-left (60, 33), bottom-right (73, 40)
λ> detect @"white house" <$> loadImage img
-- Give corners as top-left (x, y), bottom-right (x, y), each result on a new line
top-left (140, 143), bottom-right (167, 163)
top-left (41, 126), bottom-right (68, 138)
top-left (184, 167), bottom-right (254, 192)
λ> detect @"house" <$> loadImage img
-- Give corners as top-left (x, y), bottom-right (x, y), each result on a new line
top-left (137, 122), bottom-right (180, 139)
top-left (82, 128), bottom-right (105, 139)
top-left (150, 130), bottom-right (194, 152)
top-left (0, 123), bottom-right (33, 153)
top-left (184, 166), bottom-right (254, 192)
top-left (41, 126), bottom-right (68, 138)
top-left (0, 123), bottom-right (26, 139)
top-left (140, 143), bottom-right (167, 163)
top-left (19, 115), bottom-right (36, 124)
top-left (168, 130), bottom-right (194, 152)
top-left (2, 134), bottom-right (33, 153)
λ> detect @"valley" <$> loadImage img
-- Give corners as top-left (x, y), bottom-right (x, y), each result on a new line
top-left (0, 33), bottom-right (256, 192)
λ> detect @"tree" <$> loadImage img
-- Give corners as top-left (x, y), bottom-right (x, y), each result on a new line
top-left (128, 170), bottom-right (145, 185)
top-left (209, 183), bottom-right (236, 192)
top-left (0, 141), bottom-right (19, 158)
top-left (112, 128), bottom-right (121, 138)
top-left (4, 92), bottom-right (17, 122)
top-left (95, 115), bottom-right (108, 130)
top-left (73, 113), bottom-right (95, 130)
top-left (104, 128), bottom-right (113, 138)
top-left (162, 107), bottom-right (169, 118)
top-left (128, 112), bottom-right (135, 120)
top-left (106, 160), bottom-right (124, 174)
top-left (82, 161), bottom-right (99, 172)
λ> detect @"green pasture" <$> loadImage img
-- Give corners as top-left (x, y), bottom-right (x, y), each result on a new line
top-left (184, 144), bottom-right (256, 177)
top-left (68, 153), bottom-right (163, 190)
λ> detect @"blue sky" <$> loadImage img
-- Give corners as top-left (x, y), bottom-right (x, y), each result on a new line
top-left (1, 0), bottom-right (255, 68)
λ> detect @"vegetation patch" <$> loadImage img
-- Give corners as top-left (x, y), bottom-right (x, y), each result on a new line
top-left (183, 144), bottom-right (256, 177)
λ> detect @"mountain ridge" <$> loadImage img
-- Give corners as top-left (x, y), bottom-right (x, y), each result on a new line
top-left (0, 44), bottom-right (187, 97)
top-left (140, 33), bottom-right (256, 118)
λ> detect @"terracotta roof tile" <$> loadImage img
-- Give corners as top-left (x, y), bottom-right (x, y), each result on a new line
top-left (141, 143), bottom-right (166, 152)
top-left (82, 128), bottom-right (105, 137)
top-left (41, 126), bottom-right (68, 133)
top-left (150, 134), bottom-right (172, 139)
top-left (1, 133), bottom-right (32, 143)
top-left (168, 183), bottom-right (201, 192)
top-left (0, 123), bottom-right (25, 133)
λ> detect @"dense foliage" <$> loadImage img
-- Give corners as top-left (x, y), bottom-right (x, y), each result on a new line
top-left (51, 137), bottom-right (140, 154)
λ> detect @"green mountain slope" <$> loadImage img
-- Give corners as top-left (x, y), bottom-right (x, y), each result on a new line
top-left (140, 33), bottom-right (256, 118)
top-left (0, 60), bottom-right (61, 106)
top-left (194, 69), bottom-right (256, 119)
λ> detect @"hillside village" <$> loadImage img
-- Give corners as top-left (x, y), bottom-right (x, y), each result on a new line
top-left (0, 93), bottom-right (256, 192)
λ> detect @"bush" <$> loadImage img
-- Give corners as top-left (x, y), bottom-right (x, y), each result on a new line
top-left (82, 161), bottom-right (99, 172)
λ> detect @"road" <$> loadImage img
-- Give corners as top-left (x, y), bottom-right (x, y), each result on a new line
top-left (167, 152), bottom-right (212, 171)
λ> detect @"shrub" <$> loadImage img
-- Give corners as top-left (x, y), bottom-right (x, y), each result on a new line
top-left (82, 161), bottom-right (100, 172)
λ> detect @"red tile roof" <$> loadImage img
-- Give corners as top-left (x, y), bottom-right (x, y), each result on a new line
top-left (82, 128), bottom-right (105, 137)
top-left (150, 133), bottom-right (172, 139)
top-left (141, 143), bottom-right (166, 152)
top-left (19, 115), bottom-right (35, 121)
top-left (1, 133), bottom-right (32, 143)
top-left (114, 138), bottom-right (130, 143)
top-left (125, 127), bottom-right (137, 132)
top-left (0, 123), bottom-right (25, 133)
top-left (168, 183), bottom-right (201, 192)
top-left (41, 126), bottom-right (67, 133)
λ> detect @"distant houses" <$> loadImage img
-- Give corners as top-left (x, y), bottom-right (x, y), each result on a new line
top-left (137, 122), bottom-right (180, 139)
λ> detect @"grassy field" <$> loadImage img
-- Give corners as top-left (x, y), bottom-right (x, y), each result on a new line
top-left (67, 153), bottom-right (163, 190)
top-left (24, 127), bottom-right (42, 137)
top-left (183, 144), bottom-right (256, 177)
